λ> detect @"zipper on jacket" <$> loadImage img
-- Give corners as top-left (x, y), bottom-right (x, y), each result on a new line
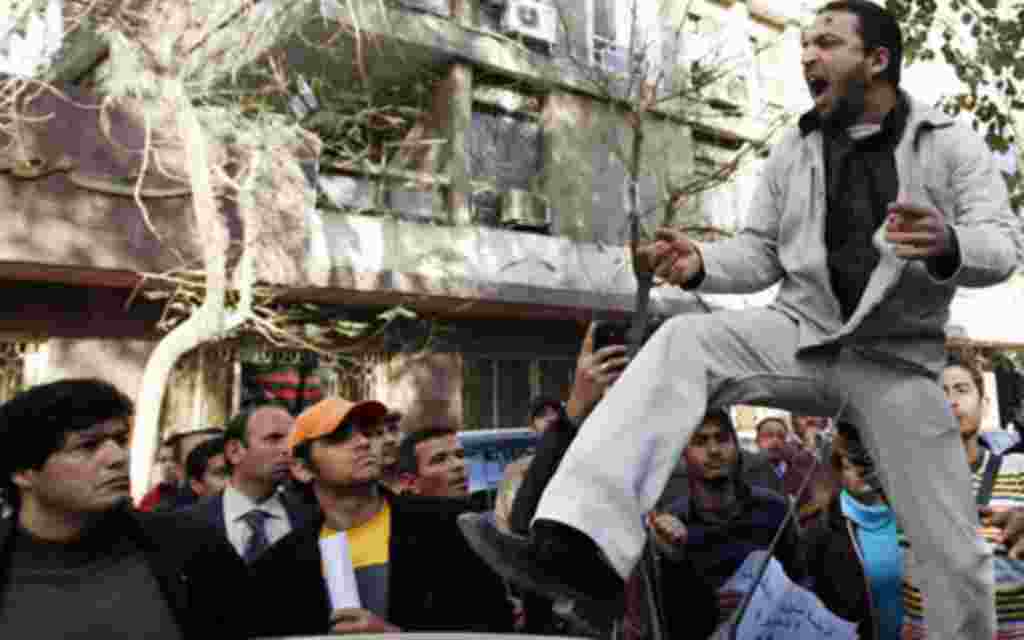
top-left (846, 519), bottom-right (881, 640)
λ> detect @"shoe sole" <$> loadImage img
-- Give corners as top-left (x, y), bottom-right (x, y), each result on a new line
top-left (457, 512), bottom-right (607, 606)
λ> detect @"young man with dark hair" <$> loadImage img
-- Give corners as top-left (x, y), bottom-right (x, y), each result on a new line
top-left (0, 378), bottom-right (252, 639)
top-left (250, 396), bottom-right (513, 636)
top-left (184, 436), bottom-right (229, 499)
top-left (626, 410), bottom-right (805, 639)
top-left (396, 426), bottom-right (469, 498)
top-left (136, 440), bottom-right (179, 512)
top-left (186, 403), bottom-right (311, 563)
top-left (464, 2), bottom-right (1019, 637)
top-left (137, 426), bottom-right (223, 512)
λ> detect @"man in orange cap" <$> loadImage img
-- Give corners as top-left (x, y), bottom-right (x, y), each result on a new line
top-left (249, 396), bottom-right (513, 635)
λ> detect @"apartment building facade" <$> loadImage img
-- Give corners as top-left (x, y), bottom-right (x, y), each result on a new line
top-left (0, 0), bottom-right (814, 434)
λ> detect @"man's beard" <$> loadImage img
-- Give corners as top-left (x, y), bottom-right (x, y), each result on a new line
top-left (824, 74), bottom-right (869, 131)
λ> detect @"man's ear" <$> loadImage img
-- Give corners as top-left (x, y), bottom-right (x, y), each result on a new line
top-left (868, 47), bottom-right (891, 80)
top-left (189, 478), bottom-right (205, 498)
top-left (224, 439), bottom-right (246, 467)
top-left (10, 469), bottom-right (33, 492)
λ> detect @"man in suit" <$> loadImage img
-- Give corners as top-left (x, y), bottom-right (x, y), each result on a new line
top-left (186, 404), bottom-right (313, 563)
top-left (464, 3), bottom-right (1020, 638)
top-left (250, 396), bottom-right (513, 635)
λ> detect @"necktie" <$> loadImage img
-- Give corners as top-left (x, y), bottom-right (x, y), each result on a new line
top-left (240, 509), bottom-right (272, 564)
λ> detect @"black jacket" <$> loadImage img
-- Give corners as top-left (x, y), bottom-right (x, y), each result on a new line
top-left (250, 491), bottom-right (514, 635)
top-left (0, 502), bottom-right (253, 640)
top-left (803, 495), bottom-right (877, 640)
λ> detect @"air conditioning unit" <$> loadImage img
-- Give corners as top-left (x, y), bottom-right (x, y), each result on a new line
top-left (501, 0), bottom-right (558, 46)
top-left (388, 187), bottom-right (439, 221)
top-left (396, 0), bottom-right (450, 18)
top-left (499, 189), bottom-right (551, 231)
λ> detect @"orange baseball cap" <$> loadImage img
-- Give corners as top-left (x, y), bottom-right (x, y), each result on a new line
top-left (289, 397), bottom-right (389, 451)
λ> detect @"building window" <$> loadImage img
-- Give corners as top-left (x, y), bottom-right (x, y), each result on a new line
top-left (587, 0), bottom-right (660, 77)
top-left (462, 356), bottom-right (574, 429)
top-left (469, 94), bottom-right (544, 226)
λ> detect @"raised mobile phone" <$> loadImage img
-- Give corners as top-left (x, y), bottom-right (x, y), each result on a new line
top-left (593, 321), bottom-right (630, 352)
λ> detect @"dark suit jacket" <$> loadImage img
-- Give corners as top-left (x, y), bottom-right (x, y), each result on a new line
top-left (249, 492), bottom-right (514, 635)
top-left (184, 487), bottom-right (317, 546)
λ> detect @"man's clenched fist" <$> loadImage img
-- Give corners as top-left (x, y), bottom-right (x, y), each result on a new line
top-left (636, 228), bottom-right (703, 287)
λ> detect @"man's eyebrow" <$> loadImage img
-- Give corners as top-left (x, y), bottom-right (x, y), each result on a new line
top-left (75, 423), bottom-right (129, 438)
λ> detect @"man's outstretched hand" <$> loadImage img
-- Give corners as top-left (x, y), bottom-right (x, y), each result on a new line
top-left (636, 228), bottom-right (703, 287)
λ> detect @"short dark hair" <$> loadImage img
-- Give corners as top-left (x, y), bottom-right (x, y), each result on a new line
top-left (819, 0), bottom-right (903, 86)
top-left (397, 426), bottom-right (457, 476)
top-left (185, 436), bottom-right (226, 484)
top-left (223, 402), bottom-right (287, 448)
top-left (702, 408), bottom-right (737, 441)
top-left (0, 378), bottom-right (133, 491)
top-left (528, 396), bottom-right (563, 423)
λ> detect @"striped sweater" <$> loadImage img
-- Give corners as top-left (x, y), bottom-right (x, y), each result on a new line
top-left (902, 449), bottom-right (1024, 639)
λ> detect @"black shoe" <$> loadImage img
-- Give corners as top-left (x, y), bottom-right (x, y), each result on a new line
top-left (457, 512), bottom-right (624, 606)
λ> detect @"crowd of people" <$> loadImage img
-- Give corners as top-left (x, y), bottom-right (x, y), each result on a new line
top-left (2, 0), bottom-right (1023, 638)
top-left (3, 328), bottom-right (1024, 639)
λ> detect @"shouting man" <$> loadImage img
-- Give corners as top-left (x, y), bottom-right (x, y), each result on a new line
top-left (464, 3), bottom-right (1020, 638)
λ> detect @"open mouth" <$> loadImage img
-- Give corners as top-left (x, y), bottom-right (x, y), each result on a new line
top-left (102, 477), bottom-right (131, 490)
top-left (807, 77), bottom-right (829, 99)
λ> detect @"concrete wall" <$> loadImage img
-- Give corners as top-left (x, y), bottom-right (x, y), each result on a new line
top-left (375, 351), bottom-right (463, 432)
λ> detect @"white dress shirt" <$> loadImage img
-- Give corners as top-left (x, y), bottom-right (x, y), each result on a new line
top-left (222, 483), bottom-right (292, 558)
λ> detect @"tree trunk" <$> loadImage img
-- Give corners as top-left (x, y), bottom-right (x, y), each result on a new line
top-left (130, 81), bottom-right (237, 500)
top-left (628, 109), bottom-right (653, 356)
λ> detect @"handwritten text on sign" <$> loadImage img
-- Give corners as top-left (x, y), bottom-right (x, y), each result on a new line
top-left (711, 550), bottom-right (857, 640)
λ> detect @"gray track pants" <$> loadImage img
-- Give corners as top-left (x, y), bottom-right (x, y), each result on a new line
top-left (534, 307), bottom-right (994, 640)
